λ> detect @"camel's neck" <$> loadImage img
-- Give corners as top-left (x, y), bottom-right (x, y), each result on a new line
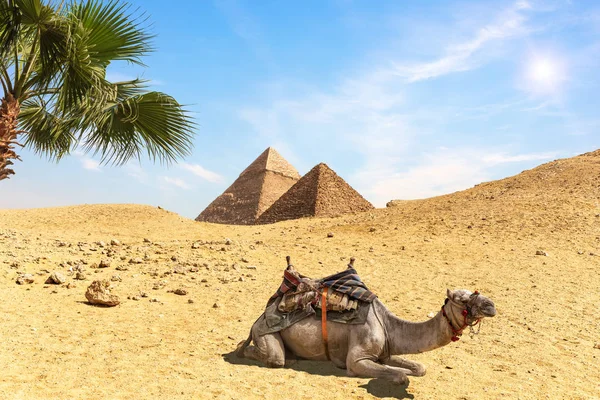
top-left (375, 300), bottom-right (454, 355)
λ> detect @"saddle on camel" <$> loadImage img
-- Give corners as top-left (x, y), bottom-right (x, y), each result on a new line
top-left (253, 256), bottom-right (377, 356)
top-left (236, 256), bottom-right (497, 384)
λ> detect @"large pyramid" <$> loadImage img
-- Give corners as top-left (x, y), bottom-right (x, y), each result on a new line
top-left (257, 163), bottom-right (374, 224)
top-left (196, 147), bottom-right (300, 225)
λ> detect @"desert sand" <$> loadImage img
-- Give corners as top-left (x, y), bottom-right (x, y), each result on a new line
top-left (1, 151), bottom-right (599, 399)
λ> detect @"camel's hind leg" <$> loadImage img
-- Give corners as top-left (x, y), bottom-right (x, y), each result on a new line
top-left (382, 356), bottom-right (426, 377)
top-left (241, 331), bottom-right (285, 368)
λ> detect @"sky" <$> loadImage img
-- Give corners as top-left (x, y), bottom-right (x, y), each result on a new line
top-left (2, 0), bottom-right (599, 219)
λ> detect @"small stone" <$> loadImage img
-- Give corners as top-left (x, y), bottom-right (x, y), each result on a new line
top-left (173, 288), bottom-right (187, 296)
top-left (131, 296), bottom-right (140, 301)
top-left (16, 274), bottom-right (35, 285)
top-left (140, 292), bottom-right (148, 298)
top-left (150, 298), bottom-right (159, 303)
top-left (75, 271), bottom-right (86, 280)
top-left (110, 274), bottom-right (122, 282)
top-left (246, 265), bottom-right (257, 270)
top-left (188, 299), bottom-right (194, 304)
top-left (58, 241), bottom-right (67, 247)
top-left (85, 280), bottom-right (120, 306)
top-left (45, 272), bottom-right (66, 285)
top-left (191, 242), bottom-right (200, 249)
top-left (577, 250), bottom-right (584, 255)
top-left (115, 265), bottom-right (129, 271)
top-left (225, 238), bottom-right (232, 245)
top-left (369, 227), bottom-right (376, 232)
top-left (99, 259), bottom-right (111, 268)
top-left (129, 258), bottom-right (143, 264)
top-left (143, 238), bottom-right (151, 243)
top-left (535, 250), bottom-right (548, 256)
top-left (241, 257), bottom-right (249, 263)
top-left (201, 279), bottom-right (208, 283)
top-left (212, 302), bottom-right (220, 308)
top-left (594, 343), bottom-right (600, 349)
top-left (189, 266), bottom-right (199, 273)
top-left (171, 256), bottom-right (177, 262)
top-left (238, 276), bottom-right (245, 282)
top-left (173, 265), bottom-right (186, 274)
top-left (110, 239), bottom-right (121, 246)
top-left (327, 232), bottom-right (334, 238)
top-left (97, 241), bottom-right (106, 248)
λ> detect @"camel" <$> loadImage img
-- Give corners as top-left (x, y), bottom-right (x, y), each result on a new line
top-left (236, 271), bottom-right (496, 384)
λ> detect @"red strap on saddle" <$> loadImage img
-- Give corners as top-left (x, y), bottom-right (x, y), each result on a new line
top-left (321, 287), bottom-right (330, 360)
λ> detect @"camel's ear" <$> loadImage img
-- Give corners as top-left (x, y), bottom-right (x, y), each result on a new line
top-left (446, 288), bottom-right (453, 300)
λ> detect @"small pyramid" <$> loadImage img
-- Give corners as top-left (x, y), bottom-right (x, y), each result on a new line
top-left (196, 147), bottom-right (300, 225)
top-left (257, 163), bottom-right (374, 224)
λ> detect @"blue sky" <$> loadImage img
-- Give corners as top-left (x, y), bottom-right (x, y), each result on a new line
top-left (2, 0), bottom-right (599, 219)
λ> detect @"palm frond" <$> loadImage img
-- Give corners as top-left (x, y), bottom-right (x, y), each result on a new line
top-left (81, 91), bottom-right (194, 165)
top-left (0, 1), bottom-right (21, 59)
top-left (19, 96), bottom-right (75, 160)
top-left (71, 0), bottom-right (153, 67)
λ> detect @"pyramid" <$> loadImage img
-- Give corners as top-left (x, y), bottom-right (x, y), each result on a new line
top-left (257, 163), bottom-right (374, 224)
top-left (196, 147), bottom-right (300, 225)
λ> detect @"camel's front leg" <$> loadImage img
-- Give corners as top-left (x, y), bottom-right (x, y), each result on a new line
top-left (347, 358), bottom-right (409, 385)
top-left (381, 356), bottom-right (426, 377)
top-left (241, 332), bottom-right (285, 368)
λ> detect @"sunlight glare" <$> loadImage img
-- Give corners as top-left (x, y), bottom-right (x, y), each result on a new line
top-left (523, 53), bottom-right (566, 96)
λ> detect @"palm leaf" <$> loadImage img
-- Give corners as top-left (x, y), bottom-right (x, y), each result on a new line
top-left (0, 0), bottom-right (21, 59)
top-left (71, 0), bottom-right (152, 67)
top-left (19, 96), bottom-right (75, 160)
top-left (81, 91), bottom-right (194, 165)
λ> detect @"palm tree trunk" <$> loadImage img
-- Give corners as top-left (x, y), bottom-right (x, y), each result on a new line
top-left (0, 94), bottom-right (21, 181)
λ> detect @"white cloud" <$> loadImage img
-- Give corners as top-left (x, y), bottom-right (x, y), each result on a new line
top-left (161, 176), bottom-right (192, 190)
top-left (355, 148), bottom-right (558, 206)
top-left (180, 163), bottom-right (224, 183)
top-left (81, 158), bottom-right (101, 171)
top-left (481, 152), bottom-right (557, 164)
top-left (126, 163), bottom-right (148, 183)
top-left (72, 149), bottom-right (101, 172)
top-left (392, 1), bottom-right (533, 82)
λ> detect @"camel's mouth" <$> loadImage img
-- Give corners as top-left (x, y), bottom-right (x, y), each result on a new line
top-left (480, 304), bottom-right (497, 317)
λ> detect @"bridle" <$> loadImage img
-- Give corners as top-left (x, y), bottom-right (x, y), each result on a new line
top-left (442, 291), bottom-right (482, 342)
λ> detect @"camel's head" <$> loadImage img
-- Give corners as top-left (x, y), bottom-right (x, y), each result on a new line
top-left (446, 289), bottom-right (496, 320)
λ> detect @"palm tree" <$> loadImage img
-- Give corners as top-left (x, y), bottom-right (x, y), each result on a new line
top-left (0, 0), bottom-right (194, 181)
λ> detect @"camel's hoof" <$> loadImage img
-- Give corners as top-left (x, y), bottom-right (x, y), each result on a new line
top-left (414, 365), bottom-right (427, 377)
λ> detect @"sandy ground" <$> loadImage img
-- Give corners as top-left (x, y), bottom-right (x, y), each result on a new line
top-left (1, 153), bottom-right (599, 399)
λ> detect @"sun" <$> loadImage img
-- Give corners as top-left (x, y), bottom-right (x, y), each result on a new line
top-left (530, 58), bottom-right (556, 83)
top-left (530, 58), bottom-right (558, 83)
top-left (523, 54), bottom-right (566, 95)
